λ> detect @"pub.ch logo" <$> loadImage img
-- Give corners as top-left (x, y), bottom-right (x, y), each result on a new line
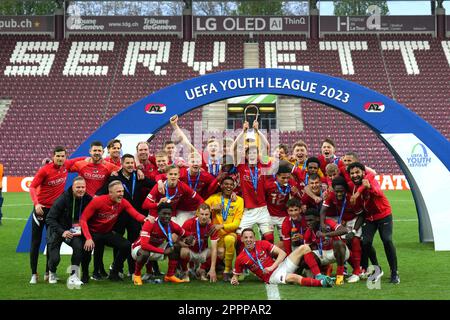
top-left (145, 103), bottom-right (166, 114)
top-left (364, 102), bottom-right (385, 113)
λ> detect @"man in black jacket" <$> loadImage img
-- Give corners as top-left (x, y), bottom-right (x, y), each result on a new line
top-left (95, 154), bottom-right (155, 279)
top-left (46, 176), bottom-right (92, 285)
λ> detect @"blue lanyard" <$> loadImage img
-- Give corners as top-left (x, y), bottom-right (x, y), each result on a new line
top-left (196, 219), bottom-right (203, 251)
top-left (165, 181), bottom-right (178, 201)
top-left (208, 158), bottom-right (220, 177)
top-left (122, 172), bottom-right (136, 199)
top-left (333, 157), bottom-right (340, 165)
top-left (244, 246), bottom-right (264, 271)
top-left (221, 195), bottom-right (232, 221)
top-left (275, 180), bottom-right (291, 196)
top-left (315, 230), bottom-right (323, 257)
top-left (305, 173), bottom-right (309, 185)
top-left (187, 169), bottom-right (200, 191)
top-left (291, 219), bottom-right (303, 235)
top-left (248, 165), bottom-right (258, 192)
top-left (337, 197), bottom-right (347, 224)
top-left (158, 219), bottom-right (173, 247)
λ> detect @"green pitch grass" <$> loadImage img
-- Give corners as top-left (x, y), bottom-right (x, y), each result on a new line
top-left (1, 191), bottom-right (449, 300)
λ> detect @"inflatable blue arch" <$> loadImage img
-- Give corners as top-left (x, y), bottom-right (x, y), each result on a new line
top-left (17, 68), bottom-right (450, 251)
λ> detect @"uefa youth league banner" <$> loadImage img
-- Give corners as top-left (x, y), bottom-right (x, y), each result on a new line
top-left (0, 16), bottom-right (53, 33)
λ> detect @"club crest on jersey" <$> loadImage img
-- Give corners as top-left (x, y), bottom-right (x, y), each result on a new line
top-left (145, 103), bottom-right (166, 114)
top-left (364, 102), bottom-right (385, 113)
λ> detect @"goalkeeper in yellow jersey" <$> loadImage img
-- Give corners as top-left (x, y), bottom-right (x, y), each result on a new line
top-left (205, 176), bottom-right (244, 282)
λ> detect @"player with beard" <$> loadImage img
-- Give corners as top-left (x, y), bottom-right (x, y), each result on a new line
top-left (231, 228), bottom-right (334, 287)
top-left (28, 146), bottom-right (85, 284)
top-left (348, 162), bottom-right (400, 284)
top-left (80, 181), bottom-right (147, 281)
top-left (70, 141), bottom-right (120, 197)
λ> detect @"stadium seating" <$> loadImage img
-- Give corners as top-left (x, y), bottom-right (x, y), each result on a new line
top-left (0, 33), bottom-right (448, 176)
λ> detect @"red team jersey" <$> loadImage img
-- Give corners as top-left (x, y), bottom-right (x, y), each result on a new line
top-left (301, 192), bottom-right (323, 211)
top-left (132, 218), bottom-right (189, 254)
top-left (155, 169), bottom-right (219, 211)
top-left (70, 160), bottom-right (120, 196)
top-left (30, 157), bottom-right (83, 207)
top-left (233, 240), bottom-right (277, 283)
top-left (317, 155), bottom-right (345, 174)
top-left (264, 177), bottom-right (300, 217)
top-left (236, 163), bottom-right (268, 209)
top-left (143, 181), bottom-right (203, 217)
top-left (291, 167), bottom-right (328, 195)
top-left (322, 191), bottom-right (363, 221)
top-left (304, 218), bottom-right (341, 251)
top-left (281, 216), bottom-right (308, 255)
top-left (182, 217), bottom-right (219, 253)
top-left (358, 175), bottom-right (392, 222)
top-left (104, 157), bottom-right (121, 167)
top-left (80, 195), bottom-right (145, 240)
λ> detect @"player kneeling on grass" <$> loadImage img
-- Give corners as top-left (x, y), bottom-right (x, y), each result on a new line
top-left (131, 202), bottom-right (195, 285)
top-left (179, 204), bottom-right (219, 282)
top-left (303, 208), bottom-right (350, 286)
top-left (231, 228), bottom-right (334, 287)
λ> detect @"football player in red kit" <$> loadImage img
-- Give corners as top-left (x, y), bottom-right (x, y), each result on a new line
top-left (70, 141), bottom-right (120, 197)
top-left (80, 181), bottom-right (146, 281)
top-left (303, 208), bottom-right (350, 286)
top-left (180, 204), bottom-right (219, 282)
top-left (29, 146), bottom-right (85, 284)
top-left (320, 176), bottom-right (364, 283)
top-left (104, 139), bottom-right (122, 167)
top-left (348, 162), bottom-right (399, 284)
top-left (143, 165), bottom-right (204, 225)
top-left (317, 138), bottom-right (345, 174)
top-left (301, 173), bottom-right (325, 213)
top-left (131, 202), bottom-right (195, 285)
top-left (278, 198), bottom-right (308, 255)
top-left (231, 228), bottom-right (333, 287)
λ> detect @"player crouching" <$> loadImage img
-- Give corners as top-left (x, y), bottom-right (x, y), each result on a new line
top-left (303, 208), bottom-right (350, 286)
top-left (231, 228), bottom-right (334, 288)
top-left (179, 204), bottom-right (219, 282)
top-left (131, 202), bottom-right (195, 285)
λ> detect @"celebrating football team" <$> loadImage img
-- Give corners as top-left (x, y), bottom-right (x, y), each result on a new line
top-left (28, 114), bottom-right (400, 288)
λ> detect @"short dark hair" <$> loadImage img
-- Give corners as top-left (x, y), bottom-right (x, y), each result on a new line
top-left (308, 173), bottom-right (320, 182)
top-left (157, 201), bottom-right (172, 212)
top-left (241, 228), bottom-right (255, 236)
top-left (121, 154), bottom-right (135, 162)
top-left (347, 162), bottom-right (365, 173)
top-left (322, 138), bottom-right (336, 148)
top-left (107, 139), bottom-right (122, 149)
top-left (275, 144), bottom-right (289, 154)
top-left (165, 164), bottom-right (179, 173)
top-left (305, 207), bottom-right (320, 217)
top-left (286, 197), bottom-right (301, 209)
top-left (331, 176), bottom-right (349, 190)
top-left (276, 160), bottom-right (293, 175)
top-left (53, 146), bottom-right (66, 155)
top-left (306, 157), bottom-right (320, 167)
top-left (90, 141), bottom-right (103, 148)
top-left (221, 176), bottom-right (235, 185)
top-left (163, 140), bottom-right (175, 147)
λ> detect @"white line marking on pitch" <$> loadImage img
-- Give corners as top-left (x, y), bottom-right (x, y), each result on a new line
top-left (3, 204), bottom-right (32, 207)
top-left (2, 217), bottom-right (28, 221)
top-left (265, 284), bottom-right (281, 300)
